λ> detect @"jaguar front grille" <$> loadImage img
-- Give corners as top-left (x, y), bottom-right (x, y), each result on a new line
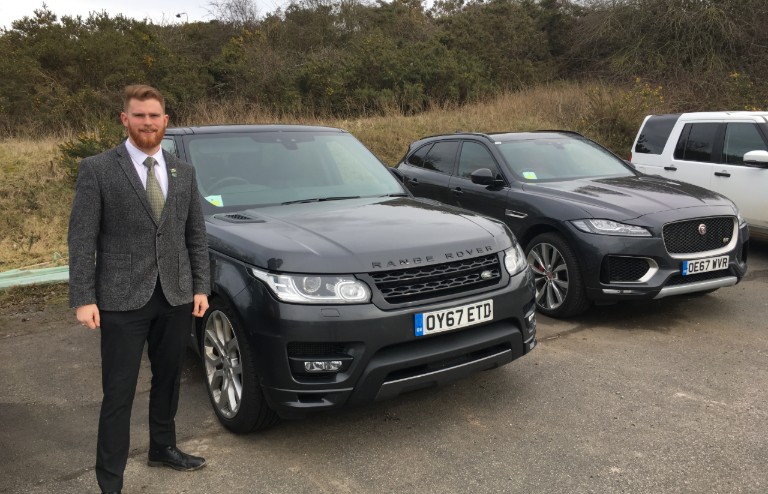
top-left (663, 217), bottom-right (736, 255)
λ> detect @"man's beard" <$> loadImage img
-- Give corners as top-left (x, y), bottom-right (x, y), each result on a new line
top-left (127, 122), bottom-right (166, 150)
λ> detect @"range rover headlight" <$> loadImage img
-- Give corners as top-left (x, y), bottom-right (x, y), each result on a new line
top-left (571, 219), bottom-right (652, 237)
top-left (504, 243), bottom-right (528, 276)
top-left (250, 268), bottom-right (371, 304)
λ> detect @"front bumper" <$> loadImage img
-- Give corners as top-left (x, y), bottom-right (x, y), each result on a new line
top-left (571, 221), bottom-right (749, 303)
top-left (229, 267), bottom-right (537, 418)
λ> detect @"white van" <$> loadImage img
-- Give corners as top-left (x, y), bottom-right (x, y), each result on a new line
top-left (631, 112), bottom-right (768, 239)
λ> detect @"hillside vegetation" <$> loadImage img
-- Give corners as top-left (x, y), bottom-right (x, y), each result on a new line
top-left (1, 0), bottom-right (766, 136)
top-left (1, 82), bottom-right (663, 270)
top-left (2, 0), bottom-right (766, 272)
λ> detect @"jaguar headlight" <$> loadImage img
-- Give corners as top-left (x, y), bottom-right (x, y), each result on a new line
top-left (571, 219), bottom-right (651, 237)
top-left (504, 243), bottom-right (528, 276)
top-left (737, 210), bottom-right (746, 227)
top-left (250, 268), bottom-right (371, 304)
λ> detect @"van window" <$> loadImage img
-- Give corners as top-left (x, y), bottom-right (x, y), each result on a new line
top-left (674, 123), bottom-right (720, 162)
top-left (634, 114), bottom-right (680, 154)
top-left (723, 123), bottom-right (767, 165)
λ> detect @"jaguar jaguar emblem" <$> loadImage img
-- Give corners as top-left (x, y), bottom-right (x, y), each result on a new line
top-left (698, 224), bottom-right (707, 235)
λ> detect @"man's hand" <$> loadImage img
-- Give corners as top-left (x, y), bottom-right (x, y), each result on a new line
top-left (76, 304), bottom-right (100, 329)
top-left (192, 294), bottom-right (209, 318)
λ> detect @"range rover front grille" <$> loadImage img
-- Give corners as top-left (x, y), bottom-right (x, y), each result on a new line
top-left (663, 217), bottom-right (735, 254)
top-left (369, 254), bottom-right (502, 304)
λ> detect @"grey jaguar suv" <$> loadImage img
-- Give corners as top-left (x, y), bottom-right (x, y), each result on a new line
top-left (395, 131), bottom-right (749, 318)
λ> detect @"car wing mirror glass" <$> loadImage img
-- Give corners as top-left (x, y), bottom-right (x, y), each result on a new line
top-left (743, 150), bottom-right (768, 168)
top-left (470, 168), bottom-right (495, 185)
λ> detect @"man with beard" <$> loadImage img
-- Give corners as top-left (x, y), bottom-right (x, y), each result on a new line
top-left (68, 84), bottom-right (210, 494)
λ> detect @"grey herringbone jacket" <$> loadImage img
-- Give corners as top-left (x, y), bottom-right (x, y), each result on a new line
top-left (68, 141), bottom-right (210, 311)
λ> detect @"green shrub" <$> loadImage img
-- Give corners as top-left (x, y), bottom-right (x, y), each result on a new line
top-left (58, 124), bottom-right (125, 183)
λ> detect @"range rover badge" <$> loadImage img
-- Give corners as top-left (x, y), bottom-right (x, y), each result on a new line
top-left (480, 270), bottom-right (494, 280)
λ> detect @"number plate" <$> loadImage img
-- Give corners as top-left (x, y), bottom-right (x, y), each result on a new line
top-left (681, 255), bottom-right (729, 276)
top-left (414, 300), bottom-right (493, 337)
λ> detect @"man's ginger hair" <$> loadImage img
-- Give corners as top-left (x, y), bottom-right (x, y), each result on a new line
top-left (123, 84), bottom-right (166, 112)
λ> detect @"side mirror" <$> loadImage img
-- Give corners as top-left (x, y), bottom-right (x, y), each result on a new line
top-left (470, 168), bottom-right (495, 186)
top-left (743, 150), bottom-right (768, 168)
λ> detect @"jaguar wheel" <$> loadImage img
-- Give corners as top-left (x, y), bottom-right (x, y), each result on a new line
top-left (526, 232), bottom-right (590, 318)
top-left (200, 297), bottom-right (279, 433)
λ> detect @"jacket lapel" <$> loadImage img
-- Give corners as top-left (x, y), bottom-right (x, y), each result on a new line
top-left (116, 142), bottom-right (157, 222)
top-left (159, 151), bottom-right (180, 226)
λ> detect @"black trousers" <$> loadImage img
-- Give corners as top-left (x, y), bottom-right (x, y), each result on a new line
top-left (95, 280), bottom-right (193, 492)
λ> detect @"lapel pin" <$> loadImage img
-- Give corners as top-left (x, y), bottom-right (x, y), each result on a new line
top-left (170, 168), bottom-right (177, 177)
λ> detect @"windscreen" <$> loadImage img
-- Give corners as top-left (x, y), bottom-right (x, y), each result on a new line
top-left (184, 131), bottom-right (404, 212)
top-left (496, 137), bottom-right (635, 182)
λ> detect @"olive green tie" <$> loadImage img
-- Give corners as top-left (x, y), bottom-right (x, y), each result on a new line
top-left (143, 157), bottom-right (165, 222)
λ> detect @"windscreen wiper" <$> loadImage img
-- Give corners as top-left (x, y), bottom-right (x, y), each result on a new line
top-left (281, 196), bottom-right (361, 205)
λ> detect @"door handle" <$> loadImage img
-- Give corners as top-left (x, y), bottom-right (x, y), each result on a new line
top-left (664, 165), bottom-right (677, 171)
top-left (452, 187), bottom-right (463, 195)
top-left (714, 171), bottom-right (731, 177)
top-left (408, 177), bottom-right (419, 185)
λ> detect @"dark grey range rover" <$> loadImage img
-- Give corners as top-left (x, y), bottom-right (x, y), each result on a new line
top-left (160, 125), bottom-right (537, 432)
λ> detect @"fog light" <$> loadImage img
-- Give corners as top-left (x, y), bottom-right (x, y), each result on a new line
top-left (526, 311), bottom-right (537, 332)
top-left (303, 360), bottom-right (343, 372)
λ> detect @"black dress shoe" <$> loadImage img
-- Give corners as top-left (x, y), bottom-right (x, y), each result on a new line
top-left (147, 445), bottom-right (206, 471)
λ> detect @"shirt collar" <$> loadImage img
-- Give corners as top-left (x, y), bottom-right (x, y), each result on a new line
top-left (125, 138), bottom-right (165, 168)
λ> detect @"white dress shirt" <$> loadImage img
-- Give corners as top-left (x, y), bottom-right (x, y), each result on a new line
top-left (125, 138), bottom-right (169, 198)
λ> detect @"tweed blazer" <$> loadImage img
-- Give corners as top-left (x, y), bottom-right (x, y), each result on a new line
top-left (68, 141), bottom-right (211, 311)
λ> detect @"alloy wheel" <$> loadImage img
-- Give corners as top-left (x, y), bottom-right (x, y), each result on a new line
top-left (527, 242), bottom-right (570, 311)
top-left (203, 310), bottom-right (243, 419)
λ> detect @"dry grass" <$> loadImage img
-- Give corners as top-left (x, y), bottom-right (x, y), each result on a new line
top-left (177, 82), bottom-right (602, 165)
top-left (0, 138), bottom-right (72, 271)
top-left (0, 282), bottom-right (69, 314)
top-left (0, 81), bottom-right (650, 272)
top-left (332, 83), bottom-right (598, 165)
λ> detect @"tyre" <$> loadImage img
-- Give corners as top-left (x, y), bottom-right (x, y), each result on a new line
top-left (200, 297), bottom-right (279, 433)
top-left (525, 232), bottom-right (590, 318)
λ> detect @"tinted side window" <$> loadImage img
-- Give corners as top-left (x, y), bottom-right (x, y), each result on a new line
top-left (406, 144), bottom-right (432, 168)
top-left (423, 141), bottom-right (459, 175)
top-left (676, 123), bottom-right (720, 162)
top-left (723, 123), bottom-right (767, 165)
top-left (457, 141), bottom-right (500, 178)
top-left (634, 114), bottom-right (680, 154)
